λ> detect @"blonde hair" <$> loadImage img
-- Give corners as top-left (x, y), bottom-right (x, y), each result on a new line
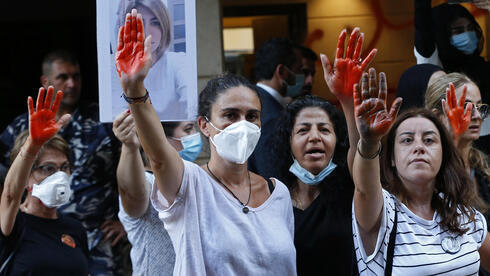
top-left (116, 0), bottom-right (172, 65)
top-left (10, 130), bottom-right (71, 167)
top-left (425, 73), bottom-right (490, 180)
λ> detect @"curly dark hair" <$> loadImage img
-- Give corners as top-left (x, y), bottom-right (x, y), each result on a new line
top-left (268, 95), bottom-right (348, 191)
top-left (381, 108), bottom-right (486, 235)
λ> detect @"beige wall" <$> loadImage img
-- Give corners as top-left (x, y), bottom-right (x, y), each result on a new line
top-left (222, 0), bottom-right (488, 104)
top-left (196, 0), bottom-right (223, 164)
top-left (306, 0), bottom-right (487, 103)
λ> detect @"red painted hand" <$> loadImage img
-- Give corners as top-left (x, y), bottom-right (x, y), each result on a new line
top-left (28, 87), bottom-right (65, 146)
top-left (442, 83), bottom-right (472, 140)
top-left (115, 9), bottom-right (152, 93)
top-left (321, 27), bottom-right (377, 104)
top-left (354, 68), bottom-right (402, 142)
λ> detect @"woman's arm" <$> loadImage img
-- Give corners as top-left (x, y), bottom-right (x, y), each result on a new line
top-left (352, 69), bottom-right (402, 255)
top-left (116, 9), bottom-right (184, 205)
top-left (479, 233), bottom-right (490, 271)
top-left (0, 87), bottom-right (70, 236)
top-left (320, 27), bottom-right (377, 173)
top-left (113, 111), bottom-right (149, 218)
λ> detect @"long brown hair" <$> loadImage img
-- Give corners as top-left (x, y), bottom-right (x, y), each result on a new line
top-left (381, 109), bottom-right (486, 234)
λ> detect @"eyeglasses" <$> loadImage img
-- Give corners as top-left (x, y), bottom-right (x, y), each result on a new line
top-left (32, 162), bottom-right (72, 181)
top-left (464, 103), bottom-right (489, 119)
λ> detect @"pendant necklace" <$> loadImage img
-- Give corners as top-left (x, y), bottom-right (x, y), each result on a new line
top-left (206, 163), bottom-right (252, 214)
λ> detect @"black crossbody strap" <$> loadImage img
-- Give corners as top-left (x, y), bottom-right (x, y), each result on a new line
top-left (385, 206), bottom-right (398, 276)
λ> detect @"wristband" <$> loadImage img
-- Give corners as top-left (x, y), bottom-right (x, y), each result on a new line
top-left (357, 140), bottom-right (382, 160)
top-left (122, 89), bottom-right (150, 104)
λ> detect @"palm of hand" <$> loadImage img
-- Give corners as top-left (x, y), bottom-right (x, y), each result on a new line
top-left (355, 99), bottom-right (394, 139)
top-left (444, 83), bottom-right (472, 138)
top-left (115, 39), bottom-right (145, 78)
top-left (29, 87), bottom-right (63, 146)
top-left (329, 59), bottom-right (363, 100)
top-left (30, 109), bottom-right (59, 143)
top-left (447, 106), bottom-right (468, 136)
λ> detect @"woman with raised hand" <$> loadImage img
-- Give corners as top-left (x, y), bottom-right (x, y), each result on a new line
top-left (352, 69), bottom-right (490, 274)
top-left (425, 73), bottom-right (490, 245)
top-left (268, 27), bottom-right (375, 275)
top-left (113, 111), bottom-right (201, 275)
top-left (115, 9), bottom-right (295, 275)
top-left (0, 87), bottom-right (89, 275)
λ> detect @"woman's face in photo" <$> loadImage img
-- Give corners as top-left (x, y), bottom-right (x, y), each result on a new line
top-left (137, 5), bottom-right (163, 59)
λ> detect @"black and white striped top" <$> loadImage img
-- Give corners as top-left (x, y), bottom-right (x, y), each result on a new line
top-left (353, 189), bottom-right (487, 275)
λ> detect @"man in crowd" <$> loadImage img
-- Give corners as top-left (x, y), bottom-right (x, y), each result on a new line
top-left (248, 38), bottom-right (302, 177)
top-left (298, 45), bottom-right (318, 96)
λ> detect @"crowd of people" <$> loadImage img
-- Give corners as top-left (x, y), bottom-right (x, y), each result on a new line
top-left (0, 1), bottom-right (490, 275)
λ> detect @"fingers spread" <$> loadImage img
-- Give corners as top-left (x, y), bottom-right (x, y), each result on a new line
top-left (389, 97), bottom-right (403, 119)
top-left (353, 83), bottom-right (362, 107)
top-left (131, 9), bottom-right (137, 42)
top-left (361, 49), bottom-right (377, 71)
top-left (353, 32), bottom-right (363, 61)
top-left (57, 114), bottom-right (72, 128)
top-left (378, 72), bottom-right (387, 103)
top-left (361, 72), bottom-right (369, 101)
top-left (124, 13), bottom-right (131, 44)
top-left (28, 97), bottom-right (34, 116)
top-left (464, 102), bottom-right (473, 119)
top-left (346, 27), bottom-right (360, 59)
top-left (336, 30), bottom-right (347, 59)
top-left (137, 14), bottom-right (145, 42)
top-left (53, 90), bottom-right (63, 110)
top-left (459, 85), bottom-right (467, 108)
top-left (320, 54), bottom-right (332, 76)
top-left (44, 86), bottom-right (54, 109)
top-left (36, 87), bottom-right (45, 112)
top-left (368, 68), bottom-right (377, 98)
top-left (117, 26), bottom-right (125, 51)
top-left (144, 35), bottom-right (153, 64)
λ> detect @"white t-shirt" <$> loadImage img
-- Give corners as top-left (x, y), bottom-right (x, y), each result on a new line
top-left (353, 189), bottom-right (487, 275)
top-left (150, 160), bottom-right (297, 275)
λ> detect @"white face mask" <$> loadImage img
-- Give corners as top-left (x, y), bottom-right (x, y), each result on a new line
top-left (31, 171), bottom-right (72, 208)
top-left (207, 119), bottom-right (261, 164)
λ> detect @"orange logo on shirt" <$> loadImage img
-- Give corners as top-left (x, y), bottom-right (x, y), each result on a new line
top-left (61, 234), bottom-right (76, 248)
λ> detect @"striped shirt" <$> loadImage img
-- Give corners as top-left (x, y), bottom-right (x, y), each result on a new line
top-left (353, 189), bottom-right (487, 275)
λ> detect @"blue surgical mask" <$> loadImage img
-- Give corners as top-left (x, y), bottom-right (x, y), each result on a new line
top-left (285, 74), bottom-right (306, 98)
top-left (289, 158), bottom-right (337, 185)
top-left (176, 133), bottom-right (202, 162)
top-left (450, 31), bottom-right (478, 55)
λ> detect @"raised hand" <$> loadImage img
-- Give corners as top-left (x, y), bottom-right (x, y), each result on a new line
top-left (354, 68), bottom-right (402, 143)
top-left (321, 27), bottom-right (377, 104)
top-left (28, 86), bottom-right (71, 147)
top-left (113, 110), bottom-right (140, 149)
top-left (442, 83), bottom-right (472, 141)
top-left (116, 9), bottom-right (152, 93)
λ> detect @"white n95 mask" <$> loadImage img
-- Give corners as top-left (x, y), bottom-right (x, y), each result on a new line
top-left (207, 119), bottom-right (261, 164)
top-left (32, 171), bottom-right (72, 208)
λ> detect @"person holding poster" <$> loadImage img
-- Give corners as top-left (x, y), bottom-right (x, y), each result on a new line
top-left (110, 0), bottom-right (195, 121)
top-left (115, 9), bottom-right (296, 275)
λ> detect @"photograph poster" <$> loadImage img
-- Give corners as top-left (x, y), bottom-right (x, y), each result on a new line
top-left (97, 0), bottom-right (197, 122)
